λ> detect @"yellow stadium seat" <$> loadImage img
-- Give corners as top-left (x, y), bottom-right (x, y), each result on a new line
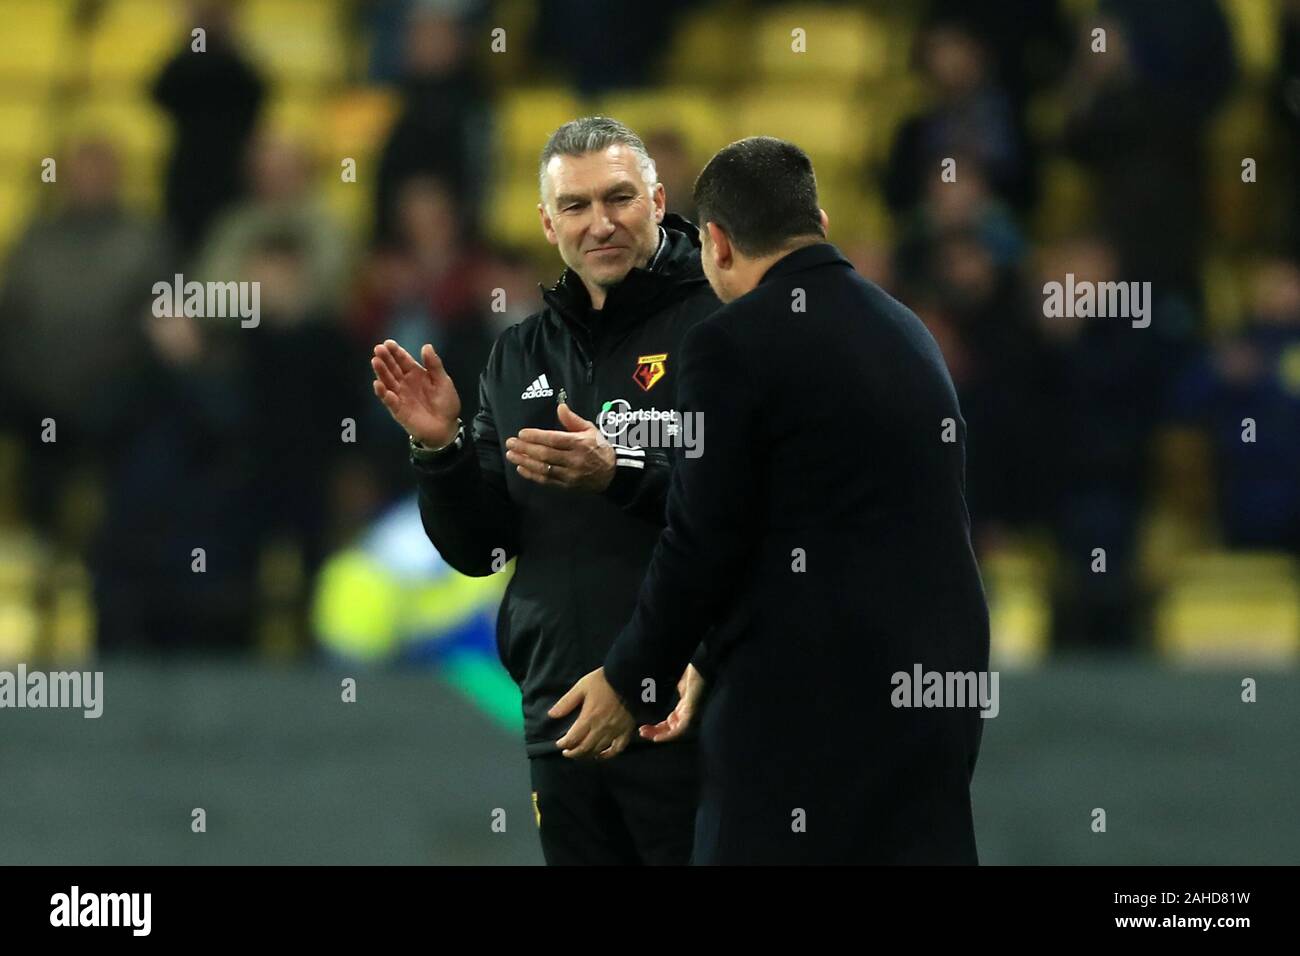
top-left (1222, 0), bottom-right (1281, 79)
top-left (86, 0), bottom-right (183, 89)
top-left (753, 4), bottom-right (898, 86)
top-left (1157, 552), bottom-right (1300, 664)
top-left (47, 558), bottom-right (95, 663)
top-left (497, 87), bottom-right (584, 166)
top-left (0, 101), bottom-right (50, 167)
top-left (320, 172), bottom-right (372, 244)
top-left (595, 89), bottom-right (730, 165)
top-left (325, 88), bottom-right (401, 161)
top-left (0, 529), bottom-right (45, 664)
top-left (1201, 254), bottom-right (1248, 336)
top-left (1031, 155), bottom-right (1094, 242)
top-left (0, 0), bottom-right (76, 90)
top-left (663, 5), bottom-right (755, 86)
top-left (982, 545), bottom-right (1052, 669)
top-left (732, 87), bottom-right (867, 171)
top-left (486, 174), bottom-right (550, 253)
top-left (237, 0), bottom-right (348, 88)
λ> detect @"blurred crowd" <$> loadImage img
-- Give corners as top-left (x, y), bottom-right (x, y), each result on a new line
top-left (1, 0), bottom-right (1298, 657)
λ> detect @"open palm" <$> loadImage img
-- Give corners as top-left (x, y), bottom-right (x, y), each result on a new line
top-left (371, 339), bottom-right (462, 448)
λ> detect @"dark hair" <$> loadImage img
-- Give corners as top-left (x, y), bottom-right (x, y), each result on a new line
top-left (692, 137), bottom-right (823, 257)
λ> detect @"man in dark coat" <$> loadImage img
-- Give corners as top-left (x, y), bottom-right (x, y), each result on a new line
top-left (552, 137), bottom-right (991, 864)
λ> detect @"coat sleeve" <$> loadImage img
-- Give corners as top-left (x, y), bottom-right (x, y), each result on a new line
top-left (601, 442), bottom-right (673, 524)
top-left (603, 319), bottom-right (760, 722)
top-left (413, 345), bottom-right (519, 576)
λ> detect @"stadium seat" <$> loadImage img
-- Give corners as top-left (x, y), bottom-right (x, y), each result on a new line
top-left (1201, 254), bottom-right (1249, 335)
top-left (752, 4), bottom-right (899, 87)
top-left (594, 89), bottom-right (730, 165)
top-left (732, 87), bottom-right (867, 172)
top-left (662, 5), bottom-right (755, 87)
top-left (47, 559), bottom-right (95, 663)
top-left (238, 0), bottom-right (348, 88)
top-left (497, 87), bottom-right (584, 166)
top-left (982, 544), bottom-right (1052, 669)
top-left (486, 174), bottom-right (551, 254)
top-left (325, 88), bottom-right (401, 162)
top-left (1031, 155), bottom-right (1094, 241)
top-left (1222, 0), bottom-right (1281, 79)
top-left (1156, 552), bottom-right (1300, 664)
top-left (0, 100), bottom-right (50, 168)
top-left (86, 0), bottom-right (183, 89)
top-left (0, 529), bottom-right (44, 664)
top-left (0, 0), bottom-right (76, 91)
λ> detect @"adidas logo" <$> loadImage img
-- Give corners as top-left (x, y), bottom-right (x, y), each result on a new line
top-left (521, 374), bottom-right (554, 399)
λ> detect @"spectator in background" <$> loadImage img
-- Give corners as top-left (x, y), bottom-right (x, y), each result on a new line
top-left (238, 232), bottom-right (367, 575)
top-left (533, 0), bottom-right (692, 95)
top-left (373, 5), bottom-right (490, 243)
top-left (360, 0), bottom-right (489, 84)
top-left (94, 304), bottom-right (255, 652)
top-left (893, 168), bottom-right (1042, 545)
top-left (0, 137), bottom-right (170, 532)
top-left (885, 20), bottom-right (1029, 216)
top-left (893, 160), bottom-right (1025, 293)
top-left (923, 0), bottom-right (1074, 211)
top-left (195, 130), bottom-right (353, 316)
top-left (152, 0), bottom-right (265, 255)
top-left (1033, 236), bottom-right (1171, 649)
top-left (350, 176), bottom-right (500, 499)
top-left (1173, 257), bottom-right (1300, 553)
top-left (1060, 0), bottom-right (1235, 330)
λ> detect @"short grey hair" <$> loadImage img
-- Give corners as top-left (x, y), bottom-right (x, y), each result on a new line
top-left (538, 116), bottom-right (658, 205)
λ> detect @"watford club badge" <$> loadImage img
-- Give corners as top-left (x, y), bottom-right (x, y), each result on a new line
top-left (633, 353), bottom-right (668, 391)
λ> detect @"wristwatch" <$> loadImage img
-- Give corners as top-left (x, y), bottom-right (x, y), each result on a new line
top-left (409, 419), bottom-right (465, 462)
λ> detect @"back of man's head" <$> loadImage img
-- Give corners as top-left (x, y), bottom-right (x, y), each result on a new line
top-left (693, 137), bottom-right (824, 257)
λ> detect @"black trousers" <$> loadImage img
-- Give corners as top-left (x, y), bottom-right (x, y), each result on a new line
top-left (528, 739), bottom-right (700, 865)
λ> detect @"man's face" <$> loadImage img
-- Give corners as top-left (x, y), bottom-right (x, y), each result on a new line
top-left (540, 144), bottom-right (664, 294)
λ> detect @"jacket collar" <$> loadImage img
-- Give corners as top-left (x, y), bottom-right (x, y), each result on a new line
top-left (757, 241), bottom-right (853, 286)
top-left (540, 213), bottom-right (706, 337)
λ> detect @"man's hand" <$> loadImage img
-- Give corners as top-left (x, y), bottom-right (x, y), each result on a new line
top-left (639, 664), bottom-right (705, 743)
top-left (371, 339), bottom-right (462, 448)
top-left (506, 403), bottom-right (616, 491)
top-left (549, 667), bottom-right (635, 760)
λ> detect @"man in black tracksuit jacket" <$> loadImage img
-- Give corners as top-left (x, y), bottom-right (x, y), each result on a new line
top-left (554, 137), bottom-right (991, 864)
top-left (371, 119), bottom-right (720, 864)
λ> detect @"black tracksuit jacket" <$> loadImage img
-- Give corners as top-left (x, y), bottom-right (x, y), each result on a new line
top-left (412, 214), bottom-right (720, 755)
top-left (603, 242), bottom-right (991, 863)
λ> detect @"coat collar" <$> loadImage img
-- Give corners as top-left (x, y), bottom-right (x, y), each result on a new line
top-left (757, 241), bottom-right (853, 286)
top-left (540, 213), bottom-right (706, 337)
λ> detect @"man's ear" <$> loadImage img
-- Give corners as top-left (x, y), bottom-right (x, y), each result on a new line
top-left (705, 221), bottom-right (732, 268)
top-left (651, 182), bottom-right (666, 223)
top-left (538, 202), bottom-right (558, 246)
top-left (818, 207), bottom-right (829, 236)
